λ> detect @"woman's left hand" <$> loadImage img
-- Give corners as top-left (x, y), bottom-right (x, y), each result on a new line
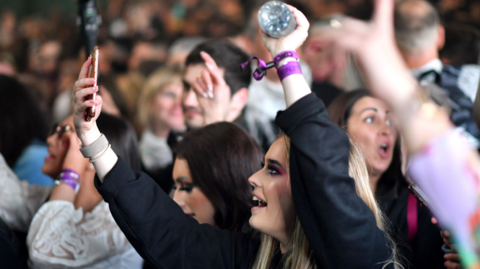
top-left (260, 5), bottom-right (310, 57)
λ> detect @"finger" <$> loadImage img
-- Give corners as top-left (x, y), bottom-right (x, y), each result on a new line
top-left (444, 253), bottom-right (461, 262)
top-left (78, 56), bottom-right (93, 80)
top-left (74, 86), bottom-right (98, 104)
top-left (196, 75), bottom-right (209, 97)
top-left (286, 4), bottom-right (310, 33)
top-left (200, 51), bottom-right (225, 86)
top-left (372, 0), bottom-right (395, 33)
top-left (74, 78), bottom-right (96, 92)
top-left (201, 69), bottom-right (214, 98)
top-left (192, 80), bottom-right (209, 99)
top-left (444, 260), bottom-right (460, 269)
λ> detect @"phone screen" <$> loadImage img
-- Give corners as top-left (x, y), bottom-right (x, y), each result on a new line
top-left (85, 46), bottom-right (99, 121)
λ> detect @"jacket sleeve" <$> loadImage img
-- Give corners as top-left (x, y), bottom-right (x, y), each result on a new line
top-left (94, 158), bottom-right (258, 269)
top-left (274, 93), bottom-right (393, 268)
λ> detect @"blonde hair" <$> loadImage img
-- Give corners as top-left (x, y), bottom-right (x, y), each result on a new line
top-left (252, 134), bottom-right (402, 269)
top-left (136, 67), bottom-right (183, 132)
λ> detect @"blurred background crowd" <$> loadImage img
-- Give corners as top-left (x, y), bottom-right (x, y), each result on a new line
top-left (0, 0), bottom-right (478, 134)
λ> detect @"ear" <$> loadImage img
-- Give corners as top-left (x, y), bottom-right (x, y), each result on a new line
top-left (437, 25), bottom-right (445, 51)
top-left (226, 87), bottom-right (249, 122)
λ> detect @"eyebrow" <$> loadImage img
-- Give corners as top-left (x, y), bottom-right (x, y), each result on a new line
top-left (267, 159), bottom-right (285, 170)
top-left (175, 176), bottom-right (190, 183)
top-left (360, 107), bottom-right (378, 114)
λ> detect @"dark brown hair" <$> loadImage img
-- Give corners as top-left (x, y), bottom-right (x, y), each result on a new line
top-left (327, 90), bottom-right (403, 194)
top-left (174, 122), bottom-right (262, 234)
top-left (185, 39), bottom-right (251, 95)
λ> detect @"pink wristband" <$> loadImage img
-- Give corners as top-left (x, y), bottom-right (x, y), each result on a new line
top-left (277, 61), bottom-right (302, 81)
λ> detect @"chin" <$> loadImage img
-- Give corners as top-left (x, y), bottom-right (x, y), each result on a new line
top-left (185, 118), bottom-right (203, 130)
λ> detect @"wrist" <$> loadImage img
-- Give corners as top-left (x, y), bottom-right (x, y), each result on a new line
top-left (79, 125), bottom-right (101, 146)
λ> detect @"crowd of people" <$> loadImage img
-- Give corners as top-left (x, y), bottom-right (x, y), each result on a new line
top-left (1, 0), bottom-right (480, 268)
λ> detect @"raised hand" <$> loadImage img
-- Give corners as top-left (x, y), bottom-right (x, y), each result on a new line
top-left (72, 57), bottom-right (103, 145)
top-left (316, 0), bottom-right (416, 107)
top-left (61, 131), bottom-right (88, 173)
top-left (192, 51), bottom-right (233, 125)
top-left (260, 5), bottom-right (310, 58)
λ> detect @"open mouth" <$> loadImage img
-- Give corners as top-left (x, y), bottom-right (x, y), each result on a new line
top-left (379, 143), bottom-right (390, 158)
top-left (185, 213), bottom-right (195, 218)
top-left (252, 195), bottom-right (267, 208)
top-left (380, 143), bottom-right (388, 152)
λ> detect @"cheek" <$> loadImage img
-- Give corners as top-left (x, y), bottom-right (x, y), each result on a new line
top-left (187, 190), bottom-right (215, 222)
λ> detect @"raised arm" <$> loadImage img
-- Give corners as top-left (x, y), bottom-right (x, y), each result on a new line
top-left (258, 5), bottom-right (392, 268)
top-left (71, 59), bottom-right (258, 268)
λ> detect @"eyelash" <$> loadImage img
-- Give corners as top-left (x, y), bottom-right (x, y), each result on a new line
top-left (267, 165), bottom-right (279, 175)
top-left (261, 161), bottom-right (281, 175)
top-left (172, 184), bottom-right (194, 193)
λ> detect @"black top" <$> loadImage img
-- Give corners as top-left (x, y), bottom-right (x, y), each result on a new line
top-left (377, 176), bottom-right (445, 269)
top-left (95, 93), bottom-right (393, 268)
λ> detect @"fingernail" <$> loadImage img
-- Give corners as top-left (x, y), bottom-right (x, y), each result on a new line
top-left (205, 62), bottom-right (213, 70)
top-left (207, 85), bottom-right (213, 92)
top-left (202, 92), bottom-right (208, 98)
top-left (208, 92), bottom-right (214, 99)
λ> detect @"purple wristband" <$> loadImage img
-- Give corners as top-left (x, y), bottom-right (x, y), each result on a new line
top-left (59, 169), bottom-right (80, 182)
top-left (56, 179), bottom-right (79, 192)
top-left (273, 51), bottom-right (298, 67)
top-left (277, 61), bottom-right (302, 81)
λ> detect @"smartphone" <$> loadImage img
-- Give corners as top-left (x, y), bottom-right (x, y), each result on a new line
top-left (408, 184), bottom-right (432, 210)
top-left (85, 46), bottom-right (99, 122)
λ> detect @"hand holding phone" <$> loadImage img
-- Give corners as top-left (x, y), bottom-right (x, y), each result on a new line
top-left (85, 46), bottom-right (99, 122)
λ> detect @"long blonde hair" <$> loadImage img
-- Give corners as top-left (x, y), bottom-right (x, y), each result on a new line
top-left (252, 134), bottom-right (401, 269)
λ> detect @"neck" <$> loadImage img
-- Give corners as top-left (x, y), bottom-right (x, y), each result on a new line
top-left (402, 48), bottom-right (439, 69)
top-left (151, 120), bottom-right (170, 138)
top-left (280, 242), bottom-right (288, 254)
top-left (369, 173), bottom-right (382, 195)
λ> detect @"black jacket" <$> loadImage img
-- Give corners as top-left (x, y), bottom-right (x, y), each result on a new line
top-left (95, 93), bottom-right (393, 268)
top-left (377, 176), bottom-right (445, 268)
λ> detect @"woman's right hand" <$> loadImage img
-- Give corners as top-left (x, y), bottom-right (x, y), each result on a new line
top-left (260, 5), bottom-right (310, 58)
top-left (72, 57), bottom-right (103, 145)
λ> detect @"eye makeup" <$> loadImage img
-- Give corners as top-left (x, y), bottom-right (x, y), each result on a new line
top-left (266, 159), bottom-right (286, 176)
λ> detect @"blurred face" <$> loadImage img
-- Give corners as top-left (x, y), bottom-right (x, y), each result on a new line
top-left (182, 63), bottom-right (228, 129)
top-left (151, 81), bottom-right (186, 131)
top-left (172, 158), bottom-right (216, 225)
top-left (42, 116), bottom-right (75, 178)
top-left (248, 137), bottom-right (296, 244)
top-left (347, 97), bottom-right (397, 178)
top-left (304, 35), bottom-right (347, 84)
top-left (182, 64), bottom-right (206, 129)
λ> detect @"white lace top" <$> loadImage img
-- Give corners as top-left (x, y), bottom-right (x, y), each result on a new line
top-left (0, 154), bottom-right (52, 232)
top-left (27, 200), bottom-right (143, 269)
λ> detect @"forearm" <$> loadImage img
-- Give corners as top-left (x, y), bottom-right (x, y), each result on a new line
top-left (391, 81), bottom-right (453, 154)
top-left (49, 185), bottom-right (75, 202)
top-left (280, 73), bottom-right (311, 108)
top-left (78, 124), bottom-right (118, 183)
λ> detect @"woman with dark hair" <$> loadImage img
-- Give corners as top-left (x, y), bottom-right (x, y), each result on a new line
top-left (328, 89), bottom-right (445, 268)
top-left (25, 113), bottom-right (143, 269)
top-left (0, 75), bottom-right (51, 186)
top-left (172, 122), bottom-right (262, 233)
top-left (72, 5), bottom-right (398, 269)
